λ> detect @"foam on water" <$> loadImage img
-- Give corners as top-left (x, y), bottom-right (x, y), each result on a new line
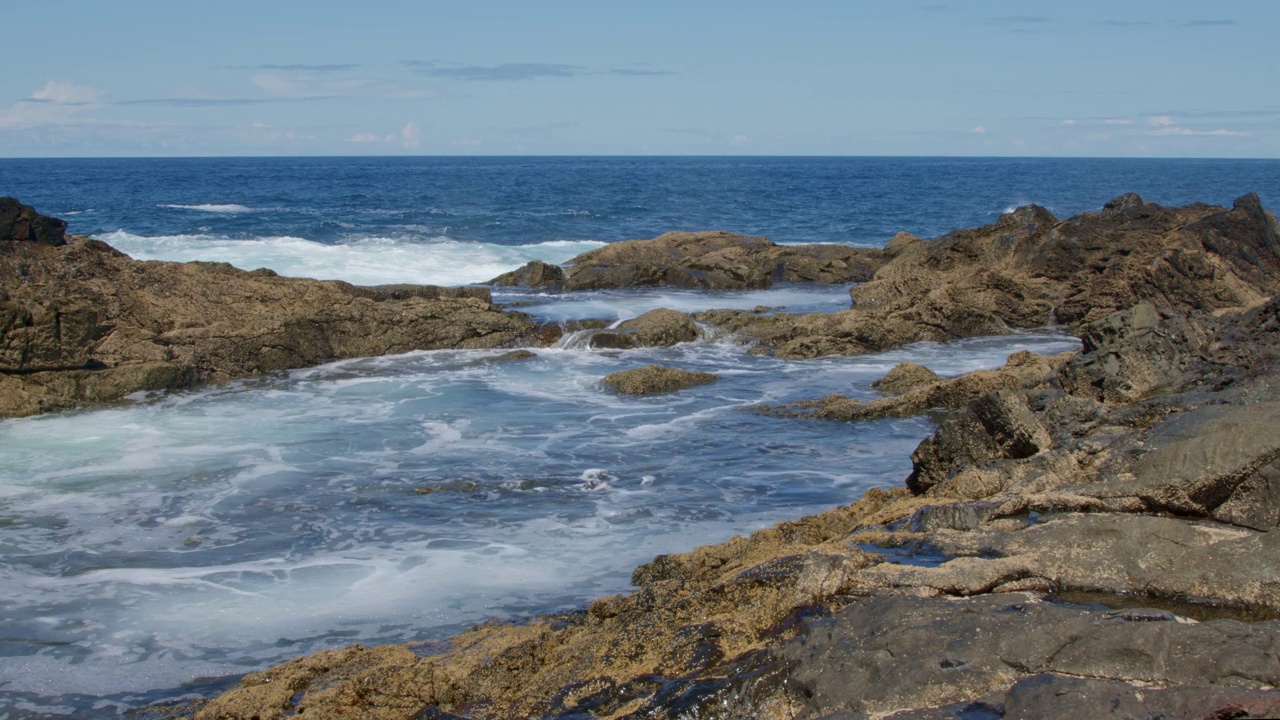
top-left (93, 231), bottom-right (606, 286)
top-left (0, 323), bottom-right (1080, 711)
top-left (158, 203), bottom-right (257, 213)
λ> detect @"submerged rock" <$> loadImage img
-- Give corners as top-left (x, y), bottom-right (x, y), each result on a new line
top-left (0, 199), bottom-right (540, 417)
top-left (600, 364), bottom-right (718, 395)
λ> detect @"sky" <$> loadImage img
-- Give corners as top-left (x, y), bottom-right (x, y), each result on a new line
top-left (2, 1), bottom-right (1278, 158)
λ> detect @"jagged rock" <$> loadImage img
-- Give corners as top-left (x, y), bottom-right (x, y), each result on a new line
top-left (0, 204), bottom-right (539, 417)
top-left (871, 360), bottom-right (942, 395)
top-left (700, 194), bottom-right (1280, 359)
top-left (487, 231), bottom-right (887, 290)
top-left (0, 197), bottom-right (67, 246)
top-left (600, 365), bottom-right (718, 395)
top-left (1055, 302), bottom-right (1218, 402)
top-left (488, 259), bottom-right (565, 289)
top-left (908, 389), bottom-right (1051, 494)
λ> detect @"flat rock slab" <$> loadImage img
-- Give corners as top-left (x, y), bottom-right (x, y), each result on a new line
top-left (785, 593), bottom-right (1280, 719)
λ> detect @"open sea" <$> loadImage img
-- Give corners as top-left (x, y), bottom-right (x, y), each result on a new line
top-left (0, 156), bottom-right (1276, 718)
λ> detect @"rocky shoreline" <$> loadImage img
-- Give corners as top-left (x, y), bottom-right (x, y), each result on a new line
top-left (7, 194), bottom-right (1280, 718)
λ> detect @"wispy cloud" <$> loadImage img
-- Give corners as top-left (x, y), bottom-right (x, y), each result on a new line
top-left (118, 96), bottom-right (332, 107)
top-left (1180, 19), bottom-right (1236, 28)
top-left (505, 121), bottom-right (576, 139)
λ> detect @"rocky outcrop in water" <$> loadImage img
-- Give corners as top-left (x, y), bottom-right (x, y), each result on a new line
top-left (0, 199), bottom-right (539, 417)
top-left (173, 194), bottom-right (1280, 719)
top-left (701, 194), bottom-right (1280, 358)
top-left (490, 230), bottom-right (886, 290)
top-left (600, 364), bottom-right (718, 395)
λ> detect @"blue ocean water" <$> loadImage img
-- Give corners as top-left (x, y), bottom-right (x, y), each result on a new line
top-left (0, 157), bottom-right (1275, 717)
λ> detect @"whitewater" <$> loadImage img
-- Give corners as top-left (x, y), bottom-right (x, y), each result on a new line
top-left (1, 155), bottom-right (1275, 717)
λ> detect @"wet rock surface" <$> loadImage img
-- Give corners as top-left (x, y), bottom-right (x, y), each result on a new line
top-left (150, 193), bottom-right (1280, 719)
top-left (0, 199), bottom-right (540, 417)
top-left (600, 364), bottom-right (718, 395)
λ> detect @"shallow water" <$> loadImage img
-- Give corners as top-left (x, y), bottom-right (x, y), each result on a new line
top-left (0, 283), bottom-right (1079, 715)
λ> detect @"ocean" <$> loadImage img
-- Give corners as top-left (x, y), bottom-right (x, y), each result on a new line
top-left (0, 156), bottom-right (1276, 717)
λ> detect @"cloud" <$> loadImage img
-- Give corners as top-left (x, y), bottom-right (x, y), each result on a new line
top-left (1146, 115), bottom-right (1175, 127)
top-left (0, 81), bottom-right (107, 129)
top-left (731, 134), bottom-right (749, 143)
top-left (1180, 19), bottom-right (1236, 28)
top-left (404, 61), bottom-right (583, 81)
top-left (347, 132), bottom-right (383, 143)
top-left (452, 138), bottom-right (482, 146)
top-left (119, 96), bottom-right (329, 107)
top-left (1104, 118), bottom-right (1134, 125)
top-left (400, 121), bottom-right (422, 149)
top-left (31, 80), bottom-right (104, 105)
top-left (1149, 126), bottom-right (1248, 137)
top-left (1092, 20), bottom-right (1155, 27)
top-left (971, 126), bottom-right (988, 133)
top-left (1062, 119), bottom-right (1077, 125)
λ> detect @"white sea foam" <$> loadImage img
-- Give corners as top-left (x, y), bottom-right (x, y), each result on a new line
top-left (158, 203), bottom-right (256, 213)
top-left (93, 231), bottom-right (606, 286)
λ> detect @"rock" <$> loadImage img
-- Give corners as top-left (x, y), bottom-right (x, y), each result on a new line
top-left (907, 389), bottom-right (1051, 494)
top-left (616, 308), bottom-right (700, 347)
top-left (753, 350), bottom-right (1072, 423)
top-left (699, 195), bottom-right (1280, 359)
top-left (871, 361), bottom-right (942, 395)
top-left (488, 260), bottom-right (565, 289)
top-left (600, 365), bottom-right (718, 395)
top-left (0, 204), bottom-right (540, 417)
top-left (0, 197), bottom-right (67, 246)
top-left (1055, 302), bottom-right (1217, 403)
top-left (883, 230), bottom-right (923, 257)
top-left (784, 594), bottom-right (1280, 719)
top-left (488, 231), bottom-right (887, 290)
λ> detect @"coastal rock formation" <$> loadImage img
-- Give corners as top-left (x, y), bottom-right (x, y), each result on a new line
top-left (182, 224), bottom-right (1280, 718)
top-left (870, 360), bottom-right (941, 394)
top-left (699, 194), bottom-right (1280, 358)
top-left (600, 364), bottom-right (718, 395)
top-left (489, 230), bottom-right (886, 290)
top-left (0, 199), bottom-right (539, 417)
top-left (753, 349), bottom-right (1072, 423)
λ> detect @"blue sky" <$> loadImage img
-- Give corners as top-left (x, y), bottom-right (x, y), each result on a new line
top-left (2, 1), bottom-right (1277, 157)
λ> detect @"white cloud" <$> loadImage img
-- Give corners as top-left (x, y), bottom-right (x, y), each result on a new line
top-left (347, 132), bottom-right (383, 143)
top-left (1150, 126), bottom-right (1248, 137)
top-left (31, 80), bottom-right (104, 105)
top-left (452, 138), bottom-right (482, 146)
top-left (1061, 119), bottom-right (1077, 125)
top-left (401, 121), bottom-right (422, 149)
top-left (1146, 115), bottom-right (1175, 127)
top-left (970, 126), bottom-right (987, 133)
top-left (1104, 118), bottom-right (1134, 125)
top-left (731, 134), bottom-right (749, 143)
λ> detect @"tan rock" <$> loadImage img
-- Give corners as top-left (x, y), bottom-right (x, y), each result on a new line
top-left (600, 364), bottom-right (718, 395)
